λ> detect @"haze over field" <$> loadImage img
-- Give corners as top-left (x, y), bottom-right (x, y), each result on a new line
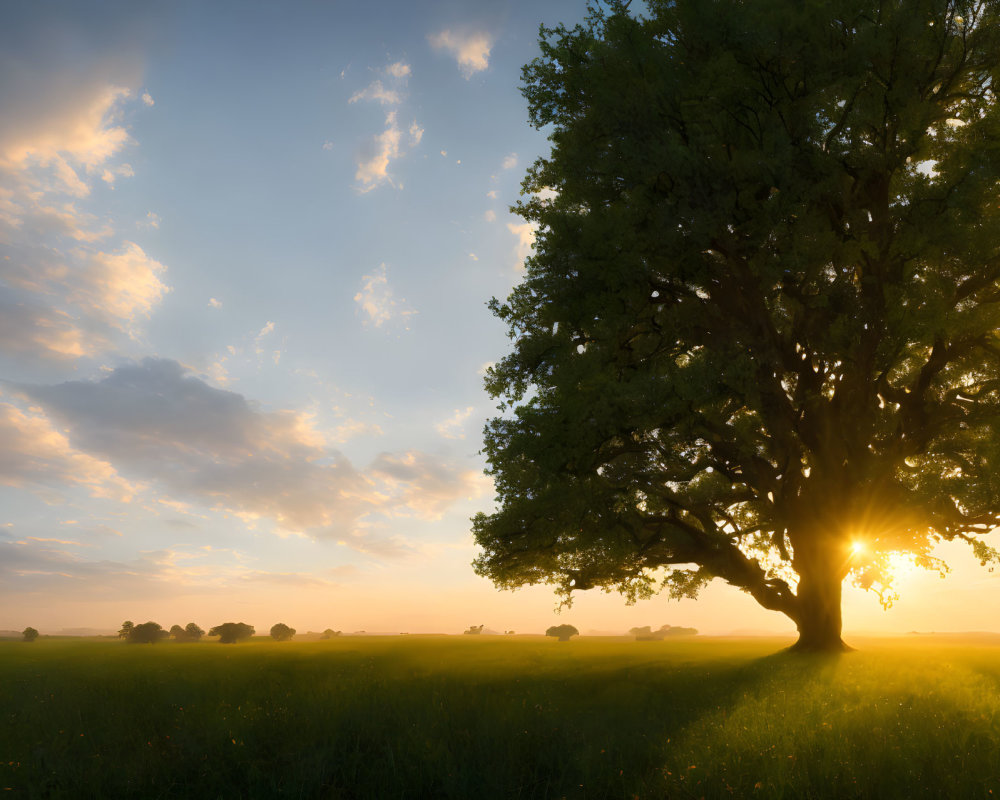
top-left (4, 0), bottom-right (1000, 638)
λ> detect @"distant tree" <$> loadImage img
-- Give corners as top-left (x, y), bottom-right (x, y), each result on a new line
top-left (128, 621), bottom-right (167, 644)
top-left (118, 620), bottom-right (134, 640)
top-left (545, 624), bottom-right (579, 642)
top-left (21, 627), bottom-right (39, 643)
top-left (209, 622), bottom-right (255, 644)
top-left (464, 624), bottom-right (485, 635)
top-left (659, 625), bottom-right (698, 638)
top-left (184, 623), bottom-right (205, 641)
top-left (321, 629), bottom-right (341, 639)
top-left (631, 624), bottom-right (698, 641)
top-left (269, 623), bottom-right (296, 642)
top-left (168, 623), bottom-right (205, 642)
top-left (505, 630), bottom-right (516, 635)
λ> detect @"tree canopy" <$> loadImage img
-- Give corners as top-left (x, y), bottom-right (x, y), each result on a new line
top-left (21, 627), bottom-right (38, 643)
top-left (170, 623), bottom-right (205, 642)
top-left (473, 0), bottom-right (1000, 651)
top-left (127, 621), bottom-right (168, 644)
top-left (269, 623), bottom-right (296, 642)
top-left (545, 624), bottom-right (580, 642)
top-left (209, 622), bottom-right (255, 644)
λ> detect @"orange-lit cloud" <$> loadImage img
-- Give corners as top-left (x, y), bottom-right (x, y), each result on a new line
top-left (428, 29), bottom-right (493, 78)
top-left (16, 359), bottom-right (490, 551)
top-left (354, 263), bottom-right (416, 328)
top-left (0, 401), bottom-right (136, 502)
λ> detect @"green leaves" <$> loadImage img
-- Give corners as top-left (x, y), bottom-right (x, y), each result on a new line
top-left (476, 0), bottom-right (1000, 636)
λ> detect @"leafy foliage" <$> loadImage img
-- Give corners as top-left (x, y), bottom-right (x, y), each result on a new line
top-left (117, 621), bottom-right (133, 641)
top-left (21, 627), bottom-right (38, 643)
top-left (209, 622), bottom-right (255, 644)
top-left (545, 624), bottom-right (579, 641)
top-left (169, 623), bottom-right (205, 642)
top-left (474, 0), bottom-right (1000, 648)
top-left (127, 622), bottom-right (168, 644)
top-left (269, 623), bottom-right (296, 642)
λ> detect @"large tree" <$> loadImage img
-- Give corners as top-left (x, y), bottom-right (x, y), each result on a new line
top-left (473, 0), bottom-right (1000, 651)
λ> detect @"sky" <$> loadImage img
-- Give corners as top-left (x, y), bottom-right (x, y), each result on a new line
top-left (2, 0), bottom-right (999, 638)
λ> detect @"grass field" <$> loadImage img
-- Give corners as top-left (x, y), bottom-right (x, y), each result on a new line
top-left (3, 634), bottom-right (1000, 798)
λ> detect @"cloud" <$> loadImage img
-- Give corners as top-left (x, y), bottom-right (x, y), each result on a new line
top-left (70, 241), bottom-right (169, 328)
top-left (348, 60), bottom-right (421, 192)
top-left (507, 221), bottom-right (537, 269)
top-left (100, 162), bottom-right (134, 187)
top-left (435, 406), bottom-right (476, 439)
top-left (486, 190), bottom-right (497, 199)
top-left (208, 297), bottom-right (222, 309)
top-left (0, 65), bottom-right (167, 361)
top-left (141, 92), bottom-right (154, 107)
top-left (322, 140), bottom-right (334, 151)
top-left (368, 451), bottom-right (490, 520)
top-left (429, 30), bottom-right (493, 78)
top-left (354, 111), bottom-right (423, 192)
top-left (0, 293), bottom-right (97, 361)
top-left (502, 153), bottom-right (518, 170)
top-left (139, 211), bottom-right (160, 229)
top-left (483, 209), bottom-right (496, 223)
top-left (354, 263), bottom-right (416, 328)
top-left (349, 80), bottom-right (403, 106)
top-left (0, 400), bottom-right (136, 502)
top-left (15, 359), bottom-right (483, 550)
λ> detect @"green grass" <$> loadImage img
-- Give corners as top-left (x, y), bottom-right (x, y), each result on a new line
top-left (3, 635), bottom-right (1000, 798)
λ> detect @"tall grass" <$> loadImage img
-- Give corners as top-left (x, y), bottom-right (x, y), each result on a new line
top-left (2, 635), bottom-right (999, 798)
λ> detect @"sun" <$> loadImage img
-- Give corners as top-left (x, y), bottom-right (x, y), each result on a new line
top-left (850, 540), bottom-right (866, 556)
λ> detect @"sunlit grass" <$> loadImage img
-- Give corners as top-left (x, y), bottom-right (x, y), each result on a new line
top-left (2, 635), bottom-right (1000, 797)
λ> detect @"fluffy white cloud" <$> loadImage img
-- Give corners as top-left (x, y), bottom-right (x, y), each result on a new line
top-left (502, 153), bottom-right (518, 170)
top-left (429, 30), bottom-right (493, 78)
top-left (354, 263), bottom-right (416, 328)
top-left (208, 297), bottom-right (222, 309)
top-left (141, 92), bottom-right (154, 107)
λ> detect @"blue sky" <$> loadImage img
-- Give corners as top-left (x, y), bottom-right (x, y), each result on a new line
top-left (1, 0), bottom-right (995, 636)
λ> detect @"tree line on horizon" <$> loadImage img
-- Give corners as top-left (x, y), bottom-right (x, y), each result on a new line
top-left (114, 620), bottom-right (299, 643)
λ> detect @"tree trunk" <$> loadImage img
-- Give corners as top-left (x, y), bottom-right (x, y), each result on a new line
top-left (789, 547), bottom-right (852, 652)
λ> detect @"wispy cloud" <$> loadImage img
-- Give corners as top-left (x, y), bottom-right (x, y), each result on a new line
top-left (428, 29), bottom-right (493, 78)
top-left (435, 406), bottom-right (475, 440)
top-left (349, 80), bottom-right (403, 106)
top-left (348, 60), bottom-right (421, 193)
top-left (502, 153), bottom-right (518, 170)
top-left (354, 263), bottom-right (416, 328)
